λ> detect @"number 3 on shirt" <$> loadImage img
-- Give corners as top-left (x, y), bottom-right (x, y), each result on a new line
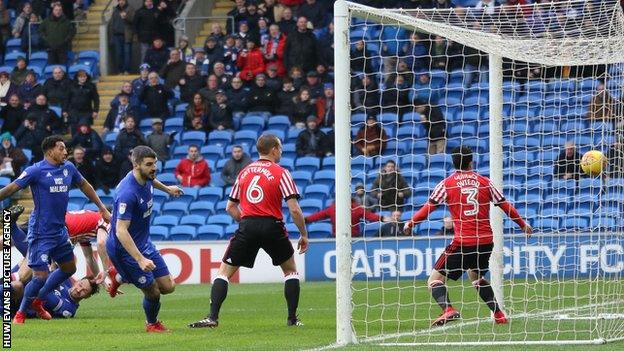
top-left (246, 175), bottom-right (264, 204)
top-left (461, 188), bottom-right (479, 216)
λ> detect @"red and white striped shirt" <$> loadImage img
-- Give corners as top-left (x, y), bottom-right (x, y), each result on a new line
top-left (429, 170), bottom-right (505, 246)
top-left (65, 210), bottom-right (109, 246)
top-left (229, 159), bottom-right (299, 220)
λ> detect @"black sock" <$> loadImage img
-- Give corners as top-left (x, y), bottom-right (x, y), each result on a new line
top-left (209, 277), bottom-right (229, 320)
top-left (430, 281), bottom-right (452, 310)
top-left (284, 275), bottom-right (300, 320)
top-left (474, 279), bottom-right (500, 313)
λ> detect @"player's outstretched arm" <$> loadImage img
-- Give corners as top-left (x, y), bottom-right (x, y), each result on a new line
top-left (80, 244), bottom-right (100, 277)
top-left (0, 183), bottom-right (22, 202)
top-left (78, 179), bottom-right (111, 222)
top-left (497, 201), bottom-right (533, 237)
top-left (404, 202), bottom-right (438, 235)
top-left (287, 198), bottom-right (309, 254)
top-left (153, 178), bottom-right (183, 197)
top-left (116, 219), bottom-right (155, 272)
top-left (226, 200), bottom-right (242, 222)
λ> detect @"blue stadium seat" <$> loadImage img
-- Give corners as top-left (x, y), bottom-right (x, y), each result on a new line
top-left (181, 131), bottom-right (206, 146)
top-left (152, 215), bottom-right (179, 228)
top-left (180, 214), bottom-right (206, 227)
top-left (322, 156), bottom-right (335, 170)
top-left (285, 223), bottom-right (301, 239)
top-left (4, 51), bottom-right (26, 67)
top-left (5, 38), bottom-right (21, 52)
top-left (262, 129), bottom-right (285, 141)
top-left (562, 217), bottom-right (589, 230)
top-left (363, 222), bottom-right (382, 237)
top-left (151, 202), bottom-right (162, 216)
top-left (535, 218), bottom-right (560, 232)
top-left (299, 199), bottom-right (323, 215)
top-left (268, 115), bottom-right (291, 130)
top-left (304, 184), bottom-right (331, 201)
top-left (164, 117), bottom-right (184, 134)
top-left (552, 179), bottom-right (576, 197)
top-left (163, 159), bottom-right (179, 172)
top-left (241, 116), bottom-right (265, 132)
top-left (156, 173), bottom-right (177, 185)
top-left (313, 170), bottom-right (335, 187)
top-left (201, 145), bottom-right (224, 159)
top-left (286, 127), bottom-right (302, 143)
top-left (429, 153), bottom-right (452, 170)
top-left (308, 223), bottom-right (332, 239)
top-left (207, 130), bottom-right (233, 146)
top-left (177, 187), bottom-right (199, 204)
top-left (214, 200), bottom-right (228, 215)
top-left (291, 170), bottom-right (313, 190)
top-left (104, 132), bottom-right (118, 147)
top-left (295, 157), bottom-right (321, 173)
top-left (189, 201), bottom-right (215, 217)
top-left (280, 157), bottom-right (295, 171)
top-left (418, 221), bottom-right (443, 235)
top-left (169, 225), bottom-right (196, 241)
top-left (152, 189), bottom-right (169, 205)
top-left (281, 143), bottom-right (297, 159)
top-left (234, 130), bottom-right (258, 146)
top-left (197, 225), bottom-right (225, 240)
top-left (400, 154), bottom-right (427, 171)
top-left (197, 187), bottom-right (223, 203)
top-left (172, 145), bottom-right (188, 158)
top-left (207, 214), bottom-right (233, 227)
top-left (224, 224), bottom-right (238, 239)
top-left (150, 226), bottom-right (169, 241)
top-left (68, 64), bottom-right (93, 79)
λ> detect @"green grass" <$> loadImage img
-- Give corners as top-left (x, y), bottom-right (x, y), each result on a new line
top-left (10, 281), bottom-right (624, 351)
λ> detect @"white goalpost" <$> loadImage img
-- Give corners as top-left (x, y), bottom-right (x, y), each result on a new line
top-left (333, 0), bottom-right (624, 346)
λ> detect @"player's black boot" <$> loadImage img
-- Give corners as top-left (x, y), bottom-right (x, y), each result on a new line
top-left (188, 316), bottom-right (219, 328)
top-left (287, 317), bottom-right (304, 326)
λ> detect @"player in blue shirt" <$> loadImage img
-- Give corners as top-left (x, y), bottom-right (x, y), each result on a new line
top-left (106, 145), bottom-right (182, 333)
top-left (0, 135), bottom-right (111, 325)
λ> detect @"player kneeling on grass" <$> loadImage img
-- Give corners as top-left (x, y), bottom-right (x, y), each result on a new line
top-left (188, 134), bottom-right (309, 329)
top-left (404, 146), bottom-right (533, 326)
top-left (105, 146), bottom-right (183, 333)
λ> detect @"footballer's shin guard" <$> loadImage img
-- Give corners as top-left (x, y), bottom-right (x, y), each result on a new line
top-left (209, 276), bottom-right (229, 321)
top-left (284, 273), bottom-right (300, 321)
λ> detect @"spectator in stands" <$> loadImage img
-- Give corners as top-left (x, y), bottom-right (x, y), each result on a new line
top-left (198, 74), bottom-right (220, 104)
top-left (258, 0), bottom-right (281, 24)
top-left (25, 94), bottom-right (62, 134)
top-left (555, 141), bottom-right (582, 180)
top-left (95, 147), bottom-right (119, 193)
top-left (177, 35), bottom-right (194, 62)
top-left (0, 4), bottom-right (9, 54)
top-left (11, 3), bottom-right (33, 40)
top-left (0, 94), bottom-right (25, 134)
top-left (303, 71), bottom-right (323, 99)
top-left (587, 83), bottom-right (617, 121)
top-left (110, 0), bottom-right (135, 74)
top-left (10, 57), bottom-right (30, 86)
top-left (353, 183), bottom-right (376, 210)
top-left (315, 82), bottom-right (334, 128)
top-left (382, 74), bottom-right (411, 117)
top-left (460, 44), bottom-right (488, 88)
top-left (320, 127), bottom-right (335, 157)
top-left (146, 118), bottom-right (170, 161)
top-left (226, 77), bottom-right (249, 118)
top-left (399, 32), bottom-right (429, 73)
top-left (17, 71), bottom-right (42, 106)
top-left (69, 146), bottom-right (95, 185)
top-left (22, 12), bottom-right (42, 53)
top-left (213, 62), bottom-right (232, 88)
top-left (380, 210), bottom-right (406, 237)
top-left (209, 90), bottom-right (233, 131)
top-left (291, 88), bottom-right (316, 128)
top-left (237, 36), bottom-right (266, 83)
top-left (113, 115), bottom-right (145, 161)
top-left (222, 36), bottom-right (239, 75)
top-left (372, 160), bottom-right (412, 211)
top-left (264, 24), bottom-right (287, 77)
top-left (433, 0), bottom-right (455, 9)
top-left (435, 216), bottom-right (455, 236)
top-left (15, 115), bottom-right (47, 162)
top-left (0, 132), bottom-right (27, 179)
top-left (204, 36), bottom-right (224, 72)
top-left (191, 49), bottom-right (210, 76)
top-left (104, 93), bottom-right (138, 134)
top-left (66, 122), bottom-right (103, 161)
top-left (132, 64), bottom-right (151, 97)
top-left (39, 4), bottom-right (75, 65)
top-left (350, 40), bottom-right (373, 74)
top-left (155, 0), bottom-right (176, 47)
top-left (414, 98), bottom-right (446, 155)
top-left (160, 49), bottom-right (186, 89)
top-left (140, 72), bottom-right (172, 119)
top-left (178, 63), bottom-right (204, 104)
top-left (289, 65), bottom-right (305, 90)
top-left (247, 74), bottom-right (276, 114)
top-left (607, 137), bottom-right (624, 179)
top-left (0, 70), bottom-right (18, 104)
top-left (64, 70), bottom-right (99, 133)
top-left (174, 144), bottom-right (211, 187)
top-left (296, 116), bottom-right (326, 157)
top-left (184, 93), bottom-right (210, 130)
top-left (209, 23), bottom-right (225, 47)
top-left (355, 115), bottom-right (387, 156)
top-left (257, 17), bottom-right (270, 45)
top-left (118, 148), bottom-right (134, 179)
top-left (110, 82), bottom-right (141, 110)
top-left (135, 0), bottom-right (163, 62)
top-left (352, 74), bottom-right (381, 117)
top-left (221, 145), bottom-right (252, 186)
top-left (265, 64), bottom-right (282, 92)
top-left (41, 66), bottom-right (71, 107)
top-left (315, 63), bottom-right (331, 83)
top-left (188, 115), bottom-right (209, 132)
top-left (284, 16), bottom-right (319, 73)
top-left (276, 77), bottom-right (297, 117)
top-left (277, 7), bottom-right (296, 35)
top-left (298, 0), bottom-right (326, 28)
top-left (305, 198), bottom-right (389, 237)
top-left (144, 37), bottom-right (169, 72)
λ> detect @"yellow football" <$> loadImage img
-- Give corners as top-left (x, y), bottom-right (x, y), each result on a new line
top-left (580, 150), bottom-right (605, 176)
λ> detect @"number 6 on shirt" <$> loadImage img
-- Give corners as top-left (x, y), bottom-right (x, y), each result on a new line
top-left (246, 175), bottom-right (264, 204)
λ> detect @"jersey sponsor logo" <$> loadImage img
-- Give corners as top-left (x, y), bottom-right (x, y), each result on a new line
top-left (138, 276), bottom-right (147, 284)
top-left (119, 203), bottom-right (127, 214)
top-left (63, 169), bottom-right (68, 177)
top-left (54, 178), bottom-right (64, 185)
top-left (17, 171), bottom-right (27, 179)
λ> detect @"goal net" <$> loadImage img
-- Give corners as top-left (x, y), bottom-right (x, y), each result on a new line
top-left (333, 0), bottom-right (624, 346)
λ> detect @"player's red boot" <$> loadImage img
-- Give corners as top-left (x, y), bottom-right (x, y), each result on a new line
top-left (146, 321), bottom-right (170, 333)
top-left (31, 298), bottom-right (52, 320)
top-left (12, 311), bottom-right (25, 324)
top-left (494, 310), bottom-right (508, 324)
top-left (431, 307), bottom-right (461, 326)
top-left (107, 266), bottom-right (121, 298)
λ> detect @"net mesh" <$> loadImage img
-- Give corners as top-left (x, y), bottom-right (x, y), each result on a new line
top-left (345, 0), bottom-right (624, 345)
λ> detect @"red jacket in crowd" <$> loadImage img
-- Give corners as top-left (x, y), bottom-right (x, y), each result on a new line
top-left (265, 33), bottom-right (287, 77)
top-left (305, 200), bottom-right (381, 237)
top-left (174, 157), bottom-right (211, 187)
top-left (237, 47), bottom-right (266, 82)
top-left (280, 0), bottom-right (304, 6)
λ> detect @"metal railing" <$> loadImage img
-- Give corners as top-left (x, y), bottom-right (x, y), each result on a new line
top-left (172, 16), bottom-right (234, 47)
top-left (27, 20), bottom-right (90, 57)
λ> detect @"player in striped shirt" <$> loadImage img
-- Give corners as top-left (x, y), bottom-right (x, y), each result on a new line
top-left (404, 146), bottom-right (533, 326)
top-left (189, 134), bottom-right (309, 328)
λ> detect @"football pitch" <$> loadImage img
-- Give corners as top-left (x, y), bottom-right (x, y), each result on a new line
top-left (10, 280), bottom-right (624, 351)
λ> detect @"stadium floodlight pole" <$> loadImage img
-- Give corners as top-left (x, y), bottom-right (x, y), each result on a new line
top-left (488, 54), bottom-right (505, 311)
top-left (334, 0), bottom-right (355, 346)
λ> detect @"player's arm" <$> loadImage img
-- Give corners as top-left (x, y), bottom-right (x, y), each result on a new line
top-left (96, 227), bottom-right (110, 272)
top-left (226, 200), bottom-right (242, 222)
top-left (78, 178), bottom-right (111, 222)
top-left (115, 219), bottom-right (155, 272)
top-left (287, 197), bottom-right (309, 254)
top-left (153, 178), bottom-right (183, 198)
top-left (80, 244), bottom-right (100, 277)
top-left (0, 182), bottom-right (22, 201)
top-left (497, 201), bottom-right (533, 236)
top-left (403, 202), bottom-right (438, 235)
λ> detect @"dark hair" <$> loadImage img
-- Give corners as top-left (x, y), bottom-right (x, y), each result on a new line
top-left (132, 145), bottom-right (157, 164)
top-left (81, 276), bottom-right (100, 296)
top-left (385, 160), bottom-right (396, 167)
top-left (188, 144), bottom-right (199, 151)
top-left (452, 146), bottom-right (473, 170)
top-left (232, 145), bottom-right (243, 151)
top-left (257, 134), bottom-right (281, 155)
top-left (41, 135), bottom-right (65, 153)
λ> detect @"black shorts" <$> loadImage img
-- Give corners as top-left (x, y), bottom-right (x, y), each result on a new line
top-left (222, 217), bottom-right (294, 268)
top-left (433, 243), bottom-right (494, 281)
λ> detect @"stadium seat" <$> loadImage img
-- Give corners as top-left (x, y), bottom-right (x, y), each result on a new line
top-left (150, 226), bottom-right (169, 241)
top-left (178, 187), bottom-right (199, 204)
top-left (169, 225), bottom-right (196, 241)
top-left (163, 159), bottom-right (179, 172)
top-left (156, 172), bottom-right (177, 185)
top-left (299, 199), bottom-right (323, 215)
top-left (104, 132), bottom-right (118, 147)
top-left (180, 214), bottom-right (206, 227)
top-left (295, 157), bottom-right (321, 173)
top-left (562, 217), bottom-right (589, 231)
top-left (197, 225), bottom-right (225, 240)
top-left (285, 223), bottom-right (301, 239)
top-left (198, 187), bottom-right (223, 203)
top-left (303, 184), bottom-right (331, 201)
top-left (418, 221), bottom-right (444, 235)
top-left (234, 130), bottom-right (258, 146)
top-left (535, 218), bottom-right (560, 232)
top-left (223, 224), bottom-right (237, 239)
top-left (268, 115), bottom-right (291, 130)
top-left (362, 222), bottom-right (382, 237)
top-left (4, 51), bottom-right (26, 67)
top-left (322, 156), bottom-right (335, 170)
top-left (213, 200), bottom-right (228, 215)
top-left (262, 129), bottom-right (285, 141)
top-left (201, 145), bottom-right (224, 159)
top-left (308, 222), bottom-right (332, 238)
top-left (286, 127), bottom-right (302, 143)
top-left (188, 201), bottom-right (215, 217)
top-left (313, 170), bottom-right (335, 187)
top-left (241, 116), bottom-right (265, 132)
top-left (163, 117), bottom-right (184, 134)
top-left (152, 215), bottom-right (179, 228)
top-left (428, 153), bottom-right (453, 170)
top-left (207, 130), bottom-right (233, 146)
top-left (181, 131), bottom-right (206, 146)
top-left (207, 214), bottom-right (233, 227)
top-left (152, 189), bottom-right (169, 205)
top-left (5, 38), bottom-right (21, 52)
top-left (68, 63), bottom-right (93, 79)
